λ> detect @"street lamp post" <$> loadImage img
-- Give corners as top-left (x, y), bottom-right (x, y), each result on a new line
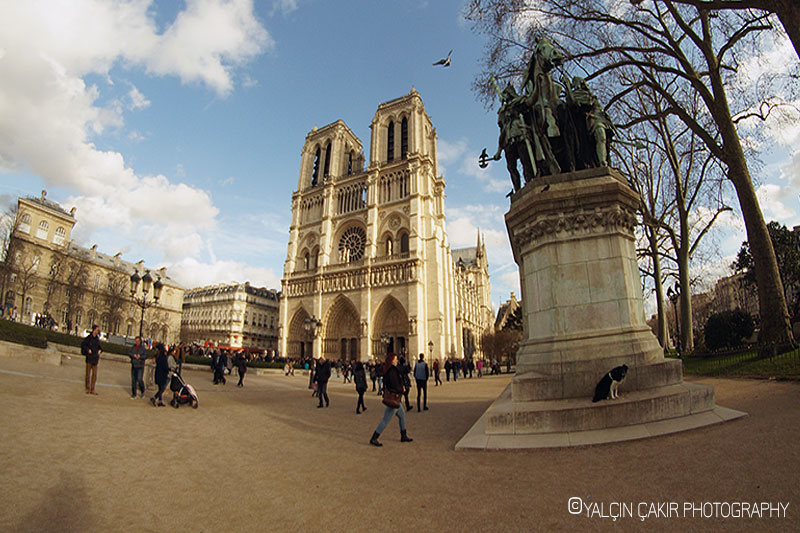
top-left (428, 340), bottom-right (434, 359)
top-left (303, 316), bottom-right (322, 358)
top-left (130, 270), bottom-right (163, 339)
top-left (667, 283), bottom-right (680, 355)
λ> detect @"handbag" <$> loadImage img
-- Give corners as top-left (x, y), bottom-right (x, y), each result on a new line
top-left (382, 390), bottom-right (402, 408)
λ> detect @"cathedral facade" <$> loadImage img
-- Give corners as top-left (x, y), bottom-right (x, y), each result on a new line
top-left (279, 89), bottom-right (493, 364)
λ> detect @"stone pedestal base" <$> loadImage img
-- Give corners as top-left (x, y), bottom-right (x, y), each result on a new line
top-left (457, 168), bottom-right (745, 449)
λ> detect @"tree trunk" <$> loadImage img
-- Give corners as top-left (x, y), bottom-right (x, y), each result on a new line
top-left (648, 229), bottom-right (669, 349)
top-left (775, 0), bottom-right (800, 61)
top-left (727, 153), bottom-right (793, 344)
top-left (706, 45), bottom-right (795, 346)
top-left (677, 244), bottom-right (694, 353)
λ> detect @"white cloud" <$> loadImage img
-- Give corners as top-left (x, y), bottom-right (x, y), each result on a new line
top-left (439, 137), bottom-right (509, 193)
top-left (272, 0), bottom-right (300, 16)
top-left (756, 183), bottom-right (796, 222)
top-left (219, 176), bottom-right (235, 187)
top-left (167, 256), bottom-right (281, 290)
top-left (0, 0), bottom-right (271, 289)
top-left (127, 86), bottom-right (151, 110)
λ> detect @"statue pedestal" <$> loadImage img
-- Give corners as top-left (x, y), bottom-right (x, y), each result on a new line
top-left (456, 168), bottom-right (745, 449)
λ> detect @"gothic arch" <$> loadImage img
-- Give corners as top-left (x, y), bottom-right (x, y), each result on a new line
top-left (287, 306), bottom-right (312, 358)
top-left (372, 296), bottom-right (409, 357)
top-left (322, 294), bottom-right (360, 360)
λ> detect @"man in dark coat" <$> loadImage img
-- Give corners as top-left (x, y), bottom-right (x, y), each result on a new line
top-left (81, 325), bottom-right (102, 395)
top-left (314, 355), bottom-right (331, 408)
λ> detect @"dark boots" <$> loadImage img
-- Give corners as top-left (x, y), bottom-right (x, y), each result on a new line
top-left (400, 430), bottom-right (413, 442)
top-left (370, 431), bottom-right (382, 447)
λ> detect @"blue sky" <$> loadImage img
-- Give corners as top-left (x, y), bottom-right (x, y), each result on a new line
top-left (1, 0), bottom-right (798, 313)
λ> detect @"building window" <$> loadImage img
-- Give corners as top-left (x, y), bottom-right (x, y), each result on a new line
top-left (24, 297), bottom-right (32, 316)
top-left (324, 142), bottom-right (331, 177)
top-left (304, 252), bottom-right (310, 270)
top-left (400, 232), bottom-right (409, 253)
top-left (387, 121), bottom-right (394, 162)
top-left (36, 220), bottom-right (49, 240)
top-left (347, 152), bottom-right (353, 176)
top-left (53, 226), bottom-right (66, 245)
top-left (61, 306), bottom-right (69, 325)
top-left (19, 213), bottom-right (31, 234)
top-left (311, 147), bottom-right (321, 186)
top-left (386, 237), bottom-right (393, 256)
top-left (401, 117), bottom-right (408, 159)
top-left (338, 226), bottom-right (366, 263)
top-left (75, 309), bottom-right (82, 327)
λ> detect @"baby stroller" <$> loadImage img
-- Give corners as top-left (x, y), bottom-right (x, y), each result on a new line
top-left (169, 371), bottom-right (199, 409)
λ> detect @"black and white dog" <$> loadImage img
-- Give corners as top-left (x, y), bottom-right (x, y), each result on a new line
top-left (592, 364), bottom-right (628, 403)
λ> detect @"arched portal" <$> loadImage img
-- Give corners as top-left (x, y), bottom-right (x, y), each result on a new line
top-left (288, 307), bottom-right (312, 359)
top-left (322, 295), bottom-right (360, 361)
top-left (372, 296), bottom-right (408, 358)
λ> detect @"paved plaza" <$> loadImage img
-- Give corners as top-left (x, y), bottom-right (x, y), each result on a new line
top-left (0, 355), bottom-right (798, 532)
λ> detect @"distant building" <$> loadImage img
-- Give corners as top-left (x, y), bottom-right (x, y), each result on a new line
top-left (279, 89), bottom-right (494, 363)
top-left (495, 292), bottom-right (521, 331)
top-left (2, 191), bottom-right (183, 343)
top-left (181, 282), bottom-right (280, 354)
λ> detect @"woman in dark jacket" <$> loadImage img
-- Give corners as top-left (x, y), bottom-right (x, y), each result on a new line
top-left (353, 361), bottom-right (368, 414)
top-left (150, 343), bottom-right (169, 407)
top-left (236, 352), bottom-right (248, 387)
top-left (369, 353), bottom-right (413, 446)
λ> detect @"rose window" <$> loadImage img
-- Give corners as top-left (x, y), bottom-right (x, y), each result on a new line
top-left (339, 227), bottom-right (366, 262)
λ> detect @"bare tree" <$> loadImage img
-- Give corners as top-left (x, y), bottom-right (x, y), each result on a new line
top-left (62, 259), bottom-right (89, 330)
top-left (0, 204), bottom-right (19, 311)
top-left (105, 272), bottom-right (128, 335)
top-left (465, 0), bottom-right (797, 346)
top-left (658, 0), bottom-right (800, 59)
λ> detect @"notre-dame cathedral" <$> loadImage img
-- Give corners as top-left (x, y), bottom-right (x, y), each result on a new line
top-left (279, 89), bottom-right (493, 364)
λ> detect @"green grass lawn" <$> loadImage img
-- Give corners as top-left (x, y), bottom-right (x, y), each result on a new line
top-left (671, 347), bottom-right (800, 380)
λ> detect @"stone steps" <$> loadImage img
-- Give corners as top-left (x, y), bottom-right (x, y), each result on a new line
top-left (487, 381), bottom-right (715, 435)
top-left (512, 358), bottom-right (684, 401)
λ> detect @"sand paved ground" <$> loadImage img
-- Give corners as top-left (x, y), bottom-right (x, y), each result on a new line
top-left (0, 354), bottom-right (797, 532)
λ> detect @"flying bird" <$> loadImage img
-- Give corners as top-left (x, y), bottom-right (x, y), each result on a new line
top-left (433, 50), bottom-right (452, 67)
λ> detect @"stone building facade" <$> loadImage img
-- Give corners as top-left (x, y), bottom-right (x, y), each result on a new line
top-left (180, 282), bottom-right (280, 354)
top-left (3, 192), bottom-right (183, 343)
top-left (279, 89), bottom-right (494, 363)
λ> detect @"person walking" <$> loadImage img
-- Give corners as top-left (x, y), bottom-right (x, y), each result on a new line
top-left (236, 352), bottom-right (247, 387)
top-left (309, 358), bottom-right (317, 397)
top-left (369, 360), bottom-right (377, 392)
top-left (128, 336), bottom-right (148, 399)
top-left (399, 356), bottom-right (412, 411)
top-left (80, 325), bottom-right (102, 395)
top-left (445, 359), bottom-right (452, 382)
top-left (150, 343), bottom-right (169, 407)
top-left (414, 353), bottom-right (429, 411)
top-left (353, 361), bottom-right (368, 414)
top-left (476, 359), bottom-right (483, 378)
top-left (215, 350), bottom-right (228, 385)
top-left (315, 355), bottom-right (331, 408)
top-left (369, 353), bottom-right (413, 447)
top-left (376, 361), bottom-right (384, 396)
top-left (433, 359), bottom-right (442, 386)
